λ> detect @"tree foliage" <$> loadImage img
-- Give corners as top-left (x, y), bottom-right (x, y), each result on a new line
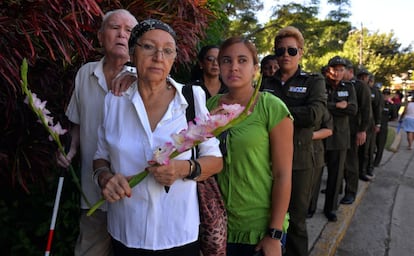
top-left (224, 0), bottom-right (263, 37)
top-left (326, 0), bottom-right (351, 21)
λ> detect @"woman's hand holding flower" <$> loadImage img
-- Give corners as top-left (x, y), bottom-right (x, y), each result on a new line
top-left (146, 159), bottom-right (189, 187)
top-left (100, 173), bottom-right (132, 203)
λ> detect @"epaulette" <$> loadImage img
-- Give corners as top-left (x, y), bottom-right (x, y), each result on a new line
top-left (300, 71), bottom-right (323, 77)
top-left (340, 80), bottom-right (353, 87)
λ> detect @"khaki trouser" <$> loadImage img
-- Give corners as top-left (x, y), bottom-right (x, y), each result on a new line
top-left (75, 209), bottom-right (113, 256)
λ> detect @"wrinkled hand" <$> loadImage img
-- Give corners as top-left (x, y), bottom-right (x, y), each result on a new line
top-left (56, 148), bottom-right (76, 169)
top-left (356, 131), bottom-right (367, 146)
top-left (101, 173), bottom-right (131, 203)
top-left (110, 71), bottom-right (137, 96)
top-left (146, 160), bottom-right (183, 187)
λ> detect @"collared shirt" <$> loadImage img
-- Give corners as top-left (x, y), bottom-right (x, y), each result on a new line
top-left (65, 57), bottom-right (123, 210)
top-left (94, 77), bottom-right (221, 250)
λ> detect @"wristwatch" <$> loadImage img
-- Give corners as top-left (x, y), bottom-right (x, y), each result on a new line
top-left (268, 228), bottom-right (283, 240)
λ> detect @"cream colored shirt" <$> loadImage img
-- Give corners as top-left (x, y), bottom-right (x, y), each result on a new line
top-left (65, 58), bottom-right (109, 210)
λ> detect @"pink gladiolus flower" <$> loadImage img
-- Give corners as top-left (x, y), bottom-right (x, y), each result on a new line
top-left (152, 103), bottom-right (245, 164)
top-left (20, 58), bottom-right (90, 208)
top-left (222, 103), bottom-right (245, 117)
top-left (49, 122), bottom-right (67, 141)
top-left (153, 142), bottom-right (176, 165)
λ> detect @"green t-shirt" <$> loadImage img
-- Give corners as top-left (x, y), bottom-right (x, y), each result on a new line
top-left (207, 92), bottom-right (291, 244)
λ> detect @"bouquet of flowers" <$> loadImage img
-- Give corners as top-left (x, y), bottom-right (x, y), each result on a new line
top-left (87, 82), bottom-right (261, 216)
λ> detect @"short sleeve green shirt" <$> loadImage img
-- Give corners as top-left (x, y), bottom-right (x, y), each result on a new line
top-left (207, 92), bottom-right (291, 244)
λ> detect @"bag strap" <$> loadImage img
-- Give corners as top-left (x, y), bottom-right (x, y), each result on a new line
top-left (182, 84), bottom-right (196, 121)
top-left (182, 85), bottom-right (198, 159)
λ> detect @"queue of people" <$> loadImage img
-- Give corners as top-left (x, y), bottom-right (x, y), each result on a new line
top-left (55, 9), bottom-right (405, 256)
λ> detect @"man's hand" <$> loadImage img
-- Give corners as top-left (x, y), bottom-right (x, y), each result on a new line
top-left (356, 131), bottom-right (367, 146)
top-left (335, 100), bottom-right (348, 109)
top-left (110, 71), bottom-right (137, 96)
top-left (56, 148), bottom-right (76, 169)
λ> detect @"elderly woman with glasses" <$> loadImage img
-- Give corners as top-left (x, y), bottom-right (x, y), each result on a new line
top-left (260, 26), bottom-right (327, 256)
top-left (92, 19), bottom-right (223, 256)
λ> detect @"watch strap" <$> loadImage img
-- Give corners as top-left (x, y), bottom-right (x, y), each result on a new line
top-left (268, 228), bottom-right (283, 240)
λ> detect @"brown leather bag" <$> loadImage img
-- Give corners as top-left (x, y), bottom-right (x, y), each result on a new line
top-left (182, 85), bottom-right (227, 255)
top-left (197, 176), bottom-right (227, 256)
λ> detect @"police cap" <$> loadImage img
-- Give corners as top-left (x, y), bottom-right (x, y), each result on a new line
top-left (328, 56), bottom-right (347, 67)
top-left (357, 67), bottom-right (370, 76)
top-left (344, 59), bottom-right (353, 69)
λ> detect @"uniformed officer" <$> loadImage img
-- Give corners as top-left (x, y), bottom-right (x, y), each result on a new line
top-left (340, 59), bottom-right (372, 205)
top-left (261, 26), bottom-right (326, 256)
top-left (324, 56), bottom-right (357, 222)
top-left (357, 70), bottom-right (383, 180)
top-left (307, 107), bottom-right (333, 218)
top-left (373, 88), bottom-right (398, 166)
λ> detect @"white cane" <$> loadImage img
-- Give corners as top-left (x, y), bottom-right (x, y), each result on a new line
top-left (45, 172), bottom-right (64, 256)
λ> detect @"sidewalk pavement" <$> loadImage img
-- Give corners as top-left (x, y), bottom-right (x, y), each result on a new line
top-left (306, 122), bottom-right (400, 256)
top-left (307, 171), bottom-right (370, 256)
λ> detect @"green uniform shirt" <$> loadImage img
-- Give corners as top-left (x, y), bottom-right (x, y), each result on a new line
top-left (207, 92), bottom-right (291, 244)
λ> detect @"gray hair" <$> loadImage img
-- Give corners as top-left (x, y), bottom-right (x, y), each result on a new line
top-left (99, 9), bottom-right (138, 32)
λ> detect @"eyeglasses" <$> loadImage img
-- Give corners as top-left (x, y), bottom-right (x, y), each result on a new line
top-left (204, 56), bottom-right (218, 63)
top-left (274, 47), bottom-right (299, 57)
top-left (136, 43), bottom-right (176, 59)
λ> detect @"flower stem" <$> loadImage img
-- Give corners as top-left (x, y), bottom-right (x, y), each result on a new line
top-left (20, 59), bottom-right (91, 207)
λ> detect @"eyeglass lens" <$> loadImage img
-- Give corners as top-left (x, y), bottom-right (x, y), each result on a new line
top-left (275, 47), bottom-right (298, 57)
top-left (205, 56), bottom-right (217, 63)
top-left (136, 43), bottom-right (175, 58)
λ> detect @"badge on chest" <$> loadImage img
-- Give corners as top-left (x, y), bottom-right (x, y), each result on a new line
top-left (337, 91), bottom-right (349, 97)
top-left (288, 86), bottom-right (307, 93)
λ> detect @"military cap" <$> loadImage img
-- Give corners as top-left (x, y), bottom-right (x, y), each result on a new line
top-left (328, 56), bottom-right (347, 67)
top-left (357, 67), bottom-right (370, 76)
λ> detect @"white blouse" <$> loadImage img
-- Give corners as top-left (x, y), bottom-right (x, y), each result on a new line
top-left (404, 102), bottom-right (414, 119)
top-left (94, 77), bottom-right (221, 250)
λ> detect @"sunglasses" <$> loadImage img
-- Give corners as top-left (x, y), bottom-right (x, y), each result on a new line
top-left (275, 47), bottom-right (299, 57)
